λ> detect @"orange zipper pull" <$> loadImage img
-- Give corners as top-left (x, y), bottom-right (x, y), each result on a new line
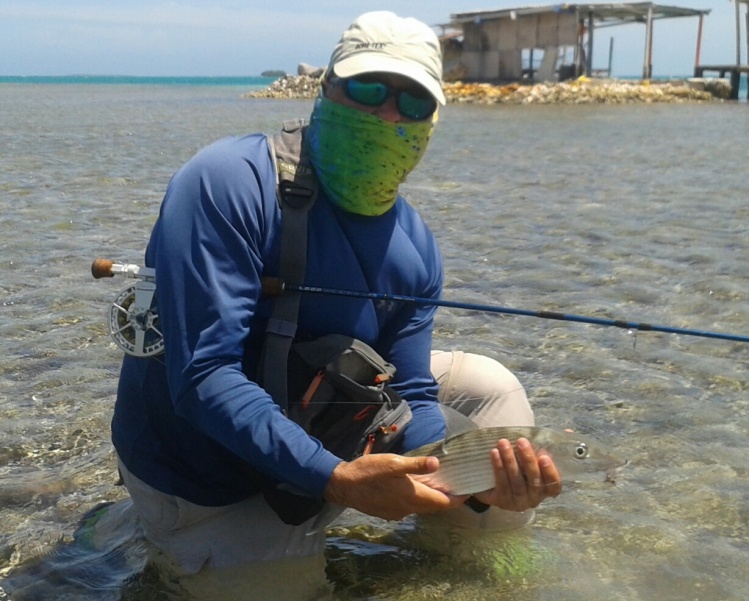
top-left (301, 371), bottom-right (324, 409)
top-left (374, 373), bottom-right (391, 384)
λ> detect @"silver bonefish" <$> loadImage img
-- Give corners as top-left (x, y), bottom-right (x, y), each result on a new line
top-left (405, 426), bottom-right (628, 495)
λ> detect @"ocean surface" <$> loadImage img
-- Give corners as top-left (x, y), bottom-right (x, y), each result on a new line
top-left (1, 78), bottom-right (748, 601)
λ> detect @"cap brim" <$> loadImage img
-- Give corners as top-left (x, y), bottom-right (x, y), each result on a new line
top-left (333, 54), bottom-right (446, 105)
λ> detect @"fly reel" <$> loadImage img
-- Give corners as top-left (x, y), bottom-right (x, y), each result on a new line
top-left (92, 258), bottom-right (164, 357)
top-left (108, 279), bottom-right (163, 357)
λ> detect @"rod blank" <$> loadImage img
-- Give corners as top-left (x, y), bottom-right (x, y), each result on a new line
top-left (283, 282), bottom-right (749, 345)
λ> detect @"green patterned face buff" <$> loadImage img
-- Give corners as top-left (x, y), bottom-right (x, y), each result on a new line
top-left (307, 96), bottom-right (434, 216)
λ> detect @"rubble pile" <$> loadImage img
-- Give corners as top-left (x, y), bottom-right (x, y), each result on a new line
top-left (443, 78), bottom-right (716, 104)
top-left (244, 74), bottom-right (321, 100)
top-left (245, 74), bottom-right (725, 104)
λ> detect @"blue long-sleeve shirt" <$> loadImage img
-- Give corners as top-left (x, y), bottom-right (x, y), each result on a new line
top-left (112, 132), bottom-right (446, 507)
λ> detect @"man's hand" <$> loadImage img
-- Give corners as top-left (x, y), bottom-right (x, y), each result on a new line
top-left (472, 437), bottom-right (562, 511)
top-left (324, 453), bottom-right (468, 521)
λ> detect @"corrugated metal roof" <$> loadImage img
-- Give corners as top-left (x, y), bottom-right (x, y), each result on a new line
top-left (451, 3), bottom-right (710, 26)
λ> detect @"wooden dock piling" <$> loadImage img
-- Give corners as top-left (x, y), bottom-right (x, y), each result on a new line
top-left (694, 1), bottom-right (749, 100)
top-left (693, 65), bottom-right (748, 100)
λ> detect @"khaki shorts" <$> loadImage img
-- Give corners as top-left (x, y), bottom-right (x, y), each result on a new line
top-left (430, 350), bottom-right (534, 428)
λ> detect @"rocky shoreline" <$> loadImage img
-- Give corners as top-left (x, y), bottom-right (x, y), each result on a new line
top-left (245, 74), bottom-right (323, 100)
top-left (245, 73), bottom-right (730, 105)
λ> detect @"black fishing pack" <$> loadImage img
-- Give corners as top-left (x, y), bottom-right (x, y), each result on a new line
top-left (284, 334), bottom-right (412, 459)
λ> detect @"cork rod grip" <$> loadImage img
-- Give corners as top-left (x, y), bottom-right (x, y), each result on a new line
top-left (91, 258), bottom-right (115, 279)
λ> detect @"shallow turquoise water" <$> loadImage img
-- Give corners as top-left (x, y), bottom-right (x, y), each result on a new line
top-left (1, 83), bottom-right (748, 600)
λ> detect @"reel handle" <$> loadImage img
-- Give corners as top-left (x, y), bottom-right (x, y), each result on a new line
top-left (91, 258), bottom-right (155, 281)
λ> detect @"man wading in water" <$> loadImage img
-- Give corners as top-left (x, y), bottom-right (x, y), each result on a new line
top-left (112, 11), bottom-right (562, 598)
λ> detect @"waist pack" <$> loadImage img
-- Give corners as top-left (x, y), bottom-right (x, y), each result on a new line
top-left (256, 334), bottom-right (412, 526)
top-left (285, 334), bottom-right (412, 459)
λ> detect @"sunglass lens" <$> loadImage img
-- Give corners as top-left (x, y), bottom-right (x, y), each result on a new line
top-left (397, 92), bottom-right (437, 121)
top-left (346, 79), bottom-right (388, 106)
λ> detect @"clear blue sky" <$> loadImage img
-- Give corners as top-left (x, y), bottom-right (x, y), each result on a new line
top-left (0, 1), bottom-right (744, 78)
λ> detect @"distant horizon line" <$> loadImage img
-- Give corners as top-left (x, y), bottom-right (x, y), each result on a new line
top-left (0, 74), bottom-right (278, 79)
top-left (1, 72), bottom-right (702, 80)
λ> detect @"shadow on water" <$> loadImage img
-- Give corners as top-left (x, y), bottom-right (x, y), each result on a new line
top-left (1, 501), bottom-right (147, 601)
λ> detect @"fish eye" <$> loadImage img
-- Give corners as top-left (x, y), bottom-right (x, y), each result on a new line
top-left (574, 442), bottom-right (589, 459)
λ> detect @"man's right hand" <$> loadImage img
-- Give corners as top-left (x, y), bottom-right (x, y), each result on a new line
top-left (323, 453), bottom-right (468, 521)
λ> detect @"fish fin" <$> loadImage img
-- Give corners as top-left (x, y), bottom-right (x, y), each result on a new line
top-left (440, 405), bottom-right (480, 439)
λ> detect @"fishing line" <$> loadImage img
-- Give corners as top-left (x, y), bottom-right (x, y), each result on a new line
top-left (265, 279), bottom-right (749, 345)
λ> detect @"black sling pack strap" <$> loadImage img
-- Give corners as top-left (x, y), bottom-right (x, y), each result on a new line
top-left (261, 121), bottom-right (411, 455)
top-left (261, 120), bottom-right (318, 414)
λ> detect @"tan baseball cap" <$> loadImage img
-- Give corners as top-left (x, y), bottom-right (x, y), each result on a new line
top-left (327, 11), bottom-right (446, 105)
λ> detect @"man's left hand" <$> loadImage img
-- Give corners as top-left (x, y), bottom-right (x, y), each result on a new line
top-left (472, 437), bottom-right (562, 512)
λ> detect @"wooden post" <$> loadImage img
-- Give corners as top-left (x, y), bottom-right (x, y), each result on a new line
top-left (694, 13), bottom-right (704, 69)
top-left (529, 48), bottom-right (535, 79)
top-left (643, 5), bottom-right (654, 79)
top-left (574, 12), bottom-right (582, 76)
top-left (648, 4), bottom-right (653, 79)
top-left (586, 11), bottom-right (594, 76)
top-left (746, 3), bottom-right (749, 65)
top-left (607, 36), bottom-right (614, 77)
top-left (737, 0), bottom-right (742, 66)
top-left (730, 69), bottom-right (740, 100)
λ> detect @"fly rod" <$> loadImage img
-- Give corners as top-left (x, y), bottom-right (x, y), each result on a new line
top-left (261, 278), bottom-right (749, 345)
top-left (92, 260), bottom-right (749, 346)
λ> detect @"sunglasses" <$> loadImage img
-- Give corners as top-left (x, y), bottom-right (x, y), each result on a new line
top-left (334, 77), bottom-right (437, 121)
